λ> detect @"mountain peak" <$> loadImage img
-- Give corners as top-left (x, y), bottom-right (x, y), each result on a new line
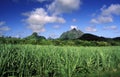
top-left (32, 32), bottom-right (38, 37)
top-left (71, 28), bottom-right (77, 31)
top-left (25, 32), bottom-right (46, 40)
top-left (70, 26), bottom-right (78, 30)
top-left (60, 28), bottom-right (84, 40)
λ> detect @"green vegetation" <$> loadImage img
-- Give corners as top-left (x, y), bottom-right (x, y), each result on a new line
top-left (24, 32), bottom-right (46, 40)
top-left (1, 30), bottom-right (120, 46)
top-left (0, 44), bottom-right (120, 77)
top-left (60, 28), bottom-right (83, 40)
top-left (1, 36), bottom-right (120, 46)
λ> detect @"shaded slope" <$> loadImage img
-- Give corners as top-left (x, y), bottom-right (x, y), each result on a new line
top-left (78, 33), bottom-right (109, 41)
top-left (113, 37), bottom-right (120, 41)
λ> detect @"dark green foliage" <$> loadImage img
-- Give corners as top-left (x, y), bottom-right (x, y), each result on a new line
top-left (79, 33), bottom-right (110, 41)
top-left (25, 32), bottom-right (46, 40)
top-left (113, 37), bottom-right (120, 41)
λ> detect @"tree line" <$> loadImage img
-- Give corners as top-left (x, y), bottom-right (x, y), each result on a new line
top-left (0, 36), bottom-right (120, 46)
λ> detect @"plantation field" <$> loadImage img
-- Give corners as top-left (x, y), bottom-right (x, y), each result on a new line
top-left (0, 44), bottom-right (120, 77)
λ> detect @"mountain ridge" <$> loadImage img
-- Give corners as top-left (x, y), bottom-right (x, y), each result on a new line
top-left (59, 28), bottom-right (120, 41)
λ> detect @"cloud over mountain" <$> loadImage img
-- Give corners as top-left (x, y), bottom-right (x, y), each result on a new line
top-left (23, 0), bottom-right (81, 33)
top-left (70, 25), bottom-right (78, 30)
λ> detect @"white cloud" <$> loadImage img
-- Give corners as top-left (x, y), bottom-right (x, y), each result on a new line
top-left (53, 25), bottom-right (60, 29)
top-left (101, 4), bottom-right (120, 16)
top-left (91, 19), bottom-right (98, 24)
top-left (23, 8), bottom-right (65, 33)
top-left (85, 26), bottom-right (97, 32)
top-left (98, 16), bottom-right (113, 23)
top-left (91, 16), bottom-right (113, 24)
top-left (0, 26), bottom-right (10, 31)
top-left (70, 25), bottom-right (78, 30)
top-left (103, 25), bottom-right (117, 30)
top-left (72, 18), bottom-right (77, 22)
top-left (91, 4), bottom-right (120, 24)
top-left (0, 21), bottom-right (5, 26)
top-left (48, 0), bottom-right (81, 15)
top-left (0, 21), bottom-right (10, 35)
top-left (23, 0), bottom-right (81, 33)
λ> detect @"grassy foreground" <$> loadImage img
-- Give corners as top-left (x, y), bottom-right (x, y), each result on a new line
top-left (0, 44), bottom-right (120, 77)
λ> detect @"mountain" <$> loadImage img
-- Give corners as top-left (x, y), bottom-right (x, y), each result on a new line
top-left (113, 37), bottom-right (120, 41)
top-left (59, 28), bottom-right (117, 41)
top-left (25, 32), bottom-right (46, 40)
top-left (60, 28), bottom-right (84, 40)
top-left (78, 33), bottom-right (109, 41)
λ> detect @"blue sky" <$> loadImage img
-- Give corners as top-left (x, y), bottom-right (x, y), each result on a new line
top-left (0, 0), bottom-right (120, 38)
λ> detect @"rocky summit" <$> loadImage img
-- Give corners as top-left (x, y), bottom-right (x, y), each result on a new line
top-left (60, 28), bottom-right (84, 40)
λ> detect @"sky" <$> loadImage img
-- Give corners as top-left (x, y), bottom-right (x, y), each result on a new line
top-left (0, 0), bottom-right (120, 38)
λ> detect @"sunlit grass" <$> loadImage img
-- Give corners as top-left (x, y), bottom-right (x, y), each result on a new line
top-left (0, 44), bottom-right (120, 77)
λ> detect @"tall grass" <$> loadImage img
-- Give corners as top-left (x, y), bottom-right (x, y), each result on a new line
top-left (0, 44), bottom-right (120, 77)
